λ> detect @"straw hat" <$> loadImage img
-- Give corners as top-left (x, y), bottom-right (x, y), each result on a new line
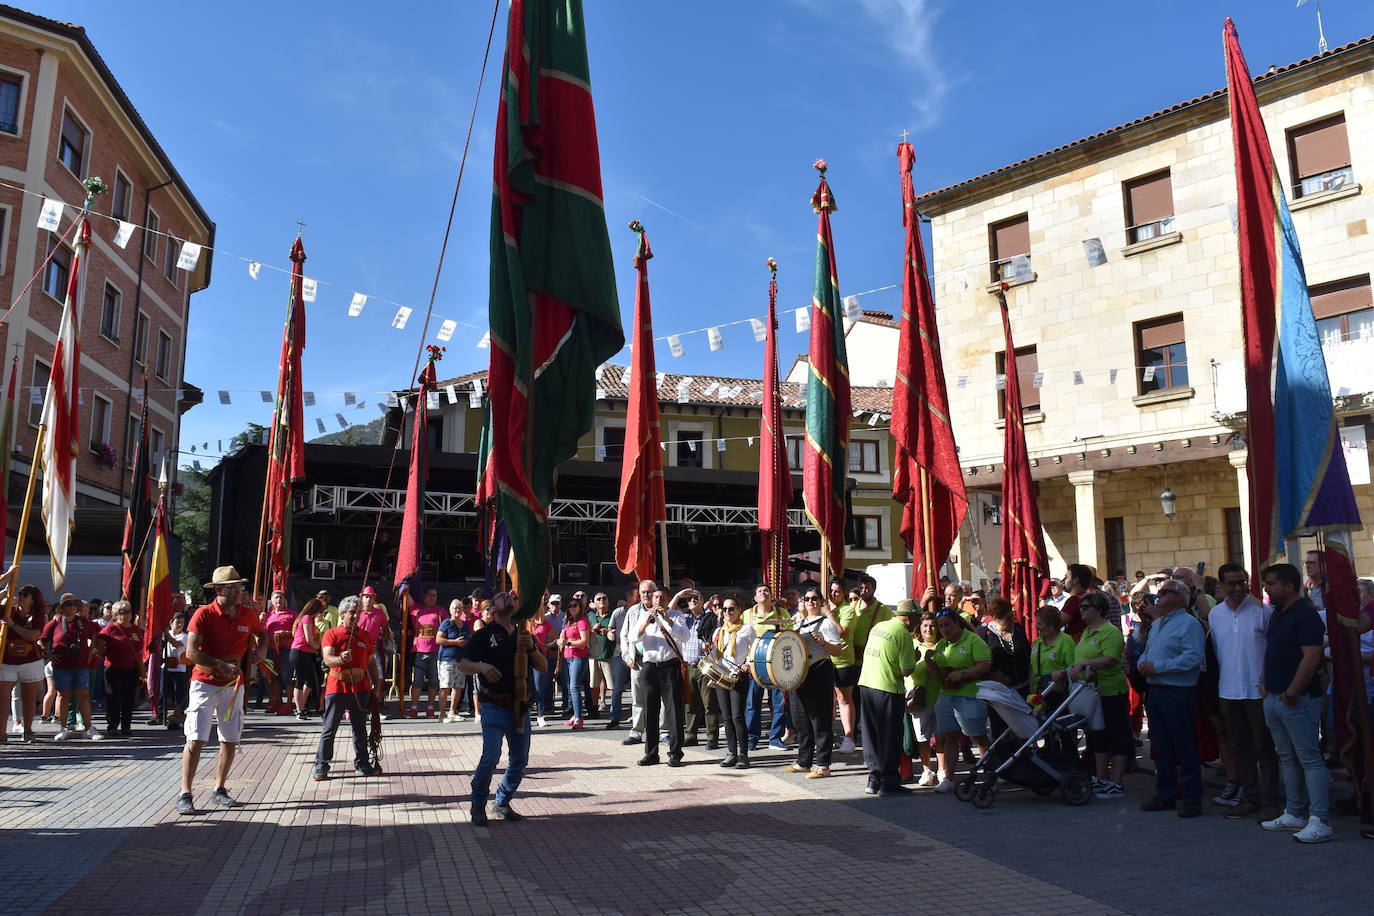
top-left (203, 565), bottom-right (249, 589)
top-left (58, 592), bottom-right (83, 607)
top-left (894, 598), bottom-right (919, 615)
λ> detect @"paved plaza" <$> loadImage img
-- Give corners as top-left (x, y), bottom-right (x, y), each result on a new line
top-left (1, 710), bottom-right (1368, 915)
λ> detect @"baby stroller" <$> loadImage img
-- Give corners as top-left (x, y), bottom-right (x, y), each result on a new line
top-left (954, 680), bottom-right (1100, 809)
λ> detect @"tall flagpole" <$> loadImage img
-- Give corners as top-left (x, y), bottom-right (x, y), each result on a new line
top-left (0, 426), bottom-right (44, 661)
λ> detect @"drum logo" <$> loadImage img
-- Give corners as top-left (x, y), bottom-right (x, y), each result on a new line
top-left (782, 645), bottom-right (794, 669)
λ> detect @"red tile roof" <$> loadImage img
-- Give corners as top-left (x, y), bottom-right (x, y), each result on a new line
top-left (917, 33), bottom-right (1374, 206)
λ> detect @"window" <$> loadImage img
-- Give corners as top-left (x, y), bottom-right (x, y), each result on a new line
top-left (1311, 276), bottom-right (1373, 346)
top-left (1223, 507), bottom-right (1244, 566)
top-left (100, 283), bottom-right (121, 343)
top-left (0, 73), bottom-right (20, 134)
top-left (602, 425), bottom-right (625, 461)
top-left (111, 171), bottom-right (132, 221)
top-left (995, 345), bottom-right (1039, 417)
top-left (28, 358), bottom-right (48, 427)
top-left (163, 233), bottom-right (178, 282)
top-left (989, 214), bottom-right (1030, 283)
top-left (125, 414), bottom-right (141, 467)
top-left (848, 439), bottom-right (880, 473)
top-left (57, 108), bottom-right (88, 178)
top-left (42, 236), bottom-right (71, 301)
top-left (1104, 516), bottom-right (1126, 583)
top-left (133, 311), bottom-right (150, 365)
top-left (155, 331), bottom-right (173, 381)
top-left (0, 206), bottom-right (8, 276)
top-left (1135, 315), bottom-right (1188, 393)
top-left (1124, 170), bottom-right (1175, 243)
top-left (1287, 114), bottom-right (1352, 198)
top-left (853, 516), bottom-right (883, 550)
top-left (786, 434), bottom-right (804, 470)
top-left (676, 430), bottom-right (704, 468)
top-left (425, 415), bottom-right (444, 451)
top-left (143, 210), bottom-right (159, 262)
top-left (150, 427), bottom-right (166, 467)
top-left (89, 395), bottom-right (112, 453)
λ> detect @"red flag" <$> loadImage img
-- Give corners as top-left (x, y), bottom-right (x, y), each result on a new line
top-left (142, 494), bottom-right (171, 662)
top-left (995, 287), bottom-right (1049, 637)
top-left (394, 348), bottom-right (442, 594)
top-left (39, 218), bottom-right (88, 589)
top-left (892, 142), bottom-right (966, 602)
top-left (262, 238), bottom-right (307, 594)
top-left (120, 375), bottom-right (152, 600)
top-left (614, 222), bottom-right (665, 581)
top-left (759, 258), bottom-right (792, 591)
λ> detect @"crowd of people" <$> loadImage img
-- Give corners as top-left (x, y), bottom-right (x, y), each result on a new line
top-left (3, 554), bottom-right (1369, 841)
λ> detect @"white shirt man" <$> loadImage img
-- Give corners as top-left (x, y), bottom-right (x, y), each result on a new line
top-left (618, 580), bottom-right (655, 745)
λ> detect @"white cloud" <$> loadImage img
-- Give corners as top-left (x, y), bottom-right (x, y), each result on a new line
top-left (855, 0), bottom-right (950, 129)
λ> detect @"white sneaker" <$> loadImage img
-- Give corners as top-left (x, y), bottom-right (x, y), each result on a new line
top-left (1294, 817), bottom-right (1334, 844)
top-left (85, 728), bottom-right (104, 741)
top-left (537, 715), bottom-right (547, 728)
top-left (917, 769), bottom-right (938, 788)
top-left (53, 729), bottom-right (72, 741)
top-left (838, 736), bottom-right (856, 754)
top-left (1262, 812), bottom-right (1306, 832)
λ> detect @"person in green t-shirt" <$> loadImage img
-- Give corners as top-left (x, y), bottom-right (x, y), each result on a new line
top-left (926, 611), bottom-right (992, 793)
top-left (587, 592), bottom-right (618, 717)
top-left (856, 599), bottom-right (919, 795)
top-left (1059, 591), bottom-right (1133, 799)
top-left (1029, 604), bottom-right (1076, 696)
top-left (906, 611), bottom-right (943, 786)
top-left (834, 575), bottom-right (893, 754)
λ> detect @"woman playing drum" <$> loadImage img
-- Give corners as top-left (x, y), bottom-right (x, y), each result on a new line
top-left (786, 585), bottom-right (843, 778)
top-left (711, 597), bottom-right (757, 769)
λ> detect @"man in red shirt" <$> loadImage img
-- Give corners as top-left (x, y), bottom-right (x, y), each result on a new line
top-left (1058, 563), bottom-right (1093, 642)
top-left (313, 596), bottom-right (384, 780)
top-left (176, 567), bottom-right (267, 815)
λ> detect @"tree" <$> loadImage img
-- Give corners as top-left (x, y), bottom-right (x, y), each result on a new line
top-left (176, 465), bottom-right (210, 589)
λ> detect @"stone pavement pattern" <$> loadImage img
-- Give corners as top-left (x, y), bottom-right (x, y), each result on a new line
top-left (0, 711), bottom-right (1367, 915)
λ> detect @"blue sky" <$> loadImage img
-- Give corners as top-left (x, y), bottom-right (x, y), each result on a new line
top-left (24, 0), bottom-right (1363, 465)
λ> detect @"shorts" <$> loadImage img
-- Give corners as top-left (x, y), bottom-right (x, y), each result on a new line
top-left (0, 659), bottom-right (47, 684)
top-left (184, 680), bottom-right (246, 744)
top-left (590, 659), bottom-right (612, 690)
top-left (52, 667), bottom-right (88, 692)
top-left (410, 651), bottom-right (437, 689)
top-left (935, 692), bottom-right (988, 737)
top-left (1088, 692), bottom-right (1134, 757)
top-left (833, 665), bottom-right (859, 689)
top-left (291, 650), bottom-right (321, 691)
top-left (438, 660), bottom-right (461, 689)
top-left (910, 707), bottom-right (937, 743)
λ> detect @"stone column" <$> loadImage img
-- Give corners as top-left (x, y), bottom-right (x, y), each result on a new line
top-left (1068, 470), bottom-right (1104, 573)
top-left (1229, 449), bottom-right (1252, 567)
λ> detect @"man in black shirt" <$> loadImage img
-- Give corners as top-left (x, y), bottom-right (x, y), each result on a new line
top-left (459, 590), bottom-right (547, 826)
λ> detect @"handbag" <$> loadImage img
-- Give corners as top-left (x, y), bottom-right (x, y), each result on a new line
top-left (907, 683), bottom-right (929, 712)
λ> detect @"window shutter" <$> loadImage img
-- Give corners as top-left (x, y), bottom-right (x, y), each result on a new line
top-left (1126, 171), bottom-right (1174, 225)
top-left (992, 215), bottom-right (1029, 259)
top-left (1138, 315), bottom-right (1185, 350)
top-left (1290, 115), bottom-right (1351, 179)
top-left (1015, 347), bottom-right (1039, 408)
top-left (1310, 276), bottom-right (1372, 321)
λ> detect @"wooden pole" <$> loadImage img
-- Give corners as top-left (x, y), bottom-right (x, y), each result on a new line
top-left (0, 425), bottom-right (44, 661)
top-left (820, 539), bottom-right (829, 591)
top-left (251, 471), bottom-right (272, 607)
top-left (918, 466), bottom-right (936, 604)
top-left (658, 520), bottom-right (671, 590)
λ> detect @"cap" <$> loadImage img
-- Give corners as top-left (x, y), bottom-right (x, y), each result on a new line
top-left (548, 594), bottom-right (563, 604)
top-left (360, 586), bottom-right (377, 597)
top-left (59, 592), bottom-right (83, 606)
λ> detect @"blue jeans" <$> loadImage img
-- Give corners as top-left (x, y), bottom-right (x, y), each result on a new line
top-left (1145, 684), bottom-right (1201, 806)
top-left (746, 680), bottom-right (789, 744)
top-left (530, 660), bottom-right (555, 716)
top-left (470, 703), bottom-right (531, 808)
top-left (609, 656), bottom-right (628, 722)
top-left (565, 657), bottom-right (588, 719)
top-left (1264, 693), bottom-right (1329, 821)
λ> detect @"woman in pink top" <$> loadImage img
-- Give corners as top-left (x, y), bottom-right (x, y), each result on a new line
top-left (557, 596), bottom-right (591, 728)
top-left (527, 606), bottom-right (557, 728)
top-left (291, 598), bottom-right (324, 719)
top-left (261, 590), bottom-right (297, 715)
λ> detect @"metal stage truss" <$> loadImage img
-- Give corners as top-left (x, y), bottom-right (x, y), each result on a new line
top-left (296, 484), bottom-right (807, 534)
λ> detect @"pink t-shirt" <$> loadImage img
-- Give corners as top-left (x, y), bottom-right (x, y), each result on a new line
top-left (357, 607), bottom-right (388, 643)
top-left (530, 619), bottom-right (556, 659)
top-left (561, 618), bottom-right (591, 659)
top-left (411, 607), bottom-right (444, 653)
top-left (264, 608), bottom-right (297, 649)
top-left (290, 613), bottom-right (317, 653)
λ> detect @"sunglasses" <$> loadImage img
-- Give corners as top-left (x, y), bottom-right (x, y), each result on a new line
top-left (802, 596), bottom-right (821, 602)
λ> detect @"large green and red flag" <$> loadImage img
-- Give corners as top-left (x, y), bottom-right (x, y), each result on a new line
top-left (995, 286), bottom-right (1049, 637)
top-left (803, 161), bottom-right (850, 579)
top-left (0, 357), bottom-right (16, 531)
top-left (142, 492), bottom-right (171, 662)
top-left (120, 375), bottom-right (152, 601)
top-left (478, 0), bottom-right (624, 621)
top-left (1225, 16), bottom-right (1369, 809)
top-left (759, 258), bottom-right (792, 591)
top-left (261, 237), bottom-right (307, 595)
top-left (614, 221), bottom-right (665, 581)
top-left (892, 142), bottom-right (965, 602)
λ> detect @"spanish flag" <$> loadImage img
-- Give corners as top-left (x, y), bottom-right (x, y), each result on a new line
top-left (142, 494), bottom-right (171, 661)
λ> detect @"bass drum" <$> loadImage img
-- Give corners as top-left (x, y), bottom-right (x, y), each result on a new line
top-left (749, 629), bottom-right (808, 691)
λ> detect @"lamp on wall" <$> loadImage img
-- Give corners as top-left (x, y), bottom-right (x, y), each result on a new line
top-left (1159, 466), bottom-right (1177, 520)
